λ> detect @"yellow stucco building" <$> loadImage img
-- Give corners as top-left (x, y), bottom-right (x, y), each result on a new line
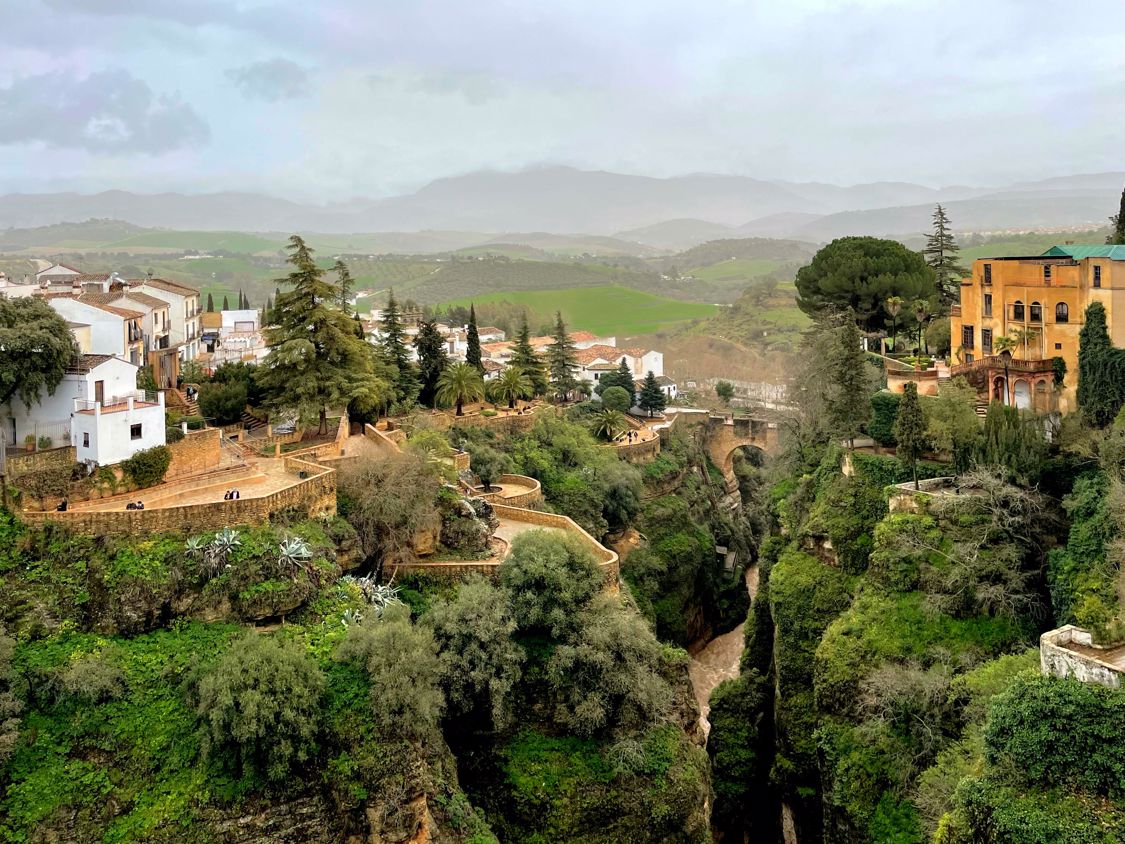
top-left (949, 245), bottom-right (1125, 413)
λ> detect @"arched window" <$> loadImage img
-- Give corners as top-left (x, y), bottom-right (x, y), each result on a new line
top-left (1055, 302), bottom-right (1069, 323)
top-left (1030, 301), bottom-right (1042, 322)
top-left (1012, 300), bottom-right (1025, 320)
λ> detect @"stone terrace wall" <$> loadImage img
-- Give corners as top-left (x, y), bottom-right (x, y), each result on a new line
top-left (22, 458), bottom-right (335, 537)
top-left (491, 502), bottom-right (620, 583)
top-left (7, 446), bottom-right (76, 485)
top-left (477, 474), bottom-right (543, 508)
top-left (166, 428), bottom-right (221, 480)
top-left (1041, 625), bottom-right (1123, 690)
top-left (363, 423), bottom-right (404, 456)
top-left (611, 435), bottom-right (661, 464)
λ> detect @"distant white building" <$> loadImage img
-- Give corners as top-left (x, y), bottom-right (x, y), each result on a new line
top-left (129, 278), bottom-right (203, 361)
top-left (0, 273), bottom-right (35, 299)
top-left (2, 354), bottom-right (165, 466)
top-left (47, 297), bottom-right (145, 366)
top-left (573, 344), bottom-right (664, 387)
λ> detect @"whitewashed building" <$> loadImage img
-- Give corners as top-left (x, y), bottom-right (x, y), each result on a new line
top-left (129, 278), bottom-right (203, 361)
top-left (3, 354), bottom-right (165, 465)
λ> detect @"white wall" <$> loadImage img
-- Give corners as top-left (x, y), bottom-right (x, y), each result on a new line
top-left (73, 395), bottom-right (165, 466)
top-left (221, 309), bottom-right (259, 332)
top-left (48, 299), bottom-right (126, 356)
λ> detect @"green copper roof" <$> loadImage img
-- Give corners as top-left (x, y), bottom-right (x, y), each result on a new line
top-left (1042, 244), bottom-right (1125, 260)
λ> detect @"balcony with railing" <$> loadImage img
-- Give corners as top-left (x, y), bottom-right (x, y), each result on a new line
top-left (75, 390), bottom-right (163, 415)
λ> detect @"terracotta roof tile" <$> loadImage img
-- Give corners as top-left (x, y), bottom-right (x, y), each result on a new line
top-left (65, 353), bottom-right (116, 373)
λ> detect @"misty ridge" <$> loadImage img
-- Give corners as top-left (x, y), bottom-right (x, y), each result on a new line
top-left (1, 166), bottom-right (1121, 249)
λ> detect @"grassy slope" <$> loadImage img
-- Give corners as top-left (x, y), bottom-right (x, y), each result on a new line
top-left (442, 285), bottom-right (717, 336)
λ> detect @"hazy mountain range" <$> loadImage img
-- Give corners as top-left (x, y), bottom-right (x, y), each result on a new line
top-left (0, 167), bottom-right (1119, 251)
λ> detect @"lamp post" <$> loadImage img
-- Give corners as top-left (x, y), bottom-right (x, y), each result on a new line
top-left (1000, 348), bottom-right (1013, 407)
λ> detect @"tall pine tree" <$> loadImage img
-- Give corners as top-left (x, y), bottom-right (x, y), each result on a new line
top-left (466, 304), bottom-right (484, 374)
top-left (414, 318), bottom-right (449, 408)
top-left (545, 311), bottom-right (579, 401)
top-left (511, 315), bottom-right (548, 397)
top-left (206, 292), bottom-right (214, 312)
top-left (380, 289), bottom-right (418, 405)
top-left (922, 204), bottom-right (967, 308)
top-left (258, 235), bottom-right (391, 434)
top-left (637, 371), bottom-right (666, 417)
top-left (894, 381), bottom-right (926, 490)
top-left (825, 312), bottom-right (873, 448)
top-left (334, 259), bottom-right (354, 310)
top-left (1108, 187), bottom-right (1125, 245)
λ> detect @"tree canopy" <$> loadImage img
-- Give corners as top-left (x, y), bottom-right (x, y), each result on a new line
top-left (922, 204), bottom-right (967, 307)
top-left (795, 236), bottom-right (935, 332)
top-left (894, 382), bottom-right (926, 489)
top-left (1108, 187), bottom-right (1125, 245)
top-left (0, 296), bottom-right (77, 408)
top-left (413, 318), bottom-right (449, 408)
top-left (195, 632), bottom-right (324, 782)
top-left (546, 311), bottom-right (579, 401)
top-left (466, 303), bottom-right (483, 374)
top-left (1078, 301), bottom-right (1125, 427)
top-left (437, 362), bottom-right (485, 416)
top-left (638, 371), bottom-right (667, 417)
top-left (511, 316), bottom-right (549, 397)
top-left (258, 235), bottom-right (391, 433)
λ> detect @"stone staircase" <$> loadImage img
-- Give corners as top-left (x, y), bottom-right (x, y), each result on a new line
top-left (165, 387), bottom-right (199, 416)
top-left (241, 410), bottom-right (268, 433)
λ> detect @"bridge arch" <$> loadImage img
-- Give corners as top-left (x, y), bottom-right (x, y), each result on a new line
top-left (704, 415), bottom-right (781, 480)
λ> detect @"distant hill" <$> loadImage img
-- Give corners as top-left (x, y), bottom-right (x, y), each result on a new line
top-left (614, 219), bottom-right (739, 251)
top-left (0, 167), bottom-right (1120, 242)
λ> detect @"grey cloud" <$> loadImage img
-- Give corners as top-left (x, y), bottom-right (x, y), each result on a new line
top-left (227, 59), bottom-right (310, 102)
top-left (0, 69), bottom-right (209, 154)
top-left (367, 71), bottom-right (504, 106)
top-left (41, 0), bottom-right (240, 26)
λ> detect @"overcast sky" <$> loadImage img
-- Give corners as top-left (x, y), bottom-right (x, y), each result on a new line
top-left (1, 0), bottom-right (1122, 201)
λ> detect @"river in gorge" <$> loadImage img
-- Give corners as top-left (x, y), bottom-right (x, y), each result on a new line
top-left (687, 564), bottom-right (759, 738)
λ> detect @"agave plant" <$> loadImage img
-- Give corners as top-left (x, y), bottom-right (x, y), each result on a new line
top-left (277, 537), bottom-right (313, 577)
top-left (185, 535), bottom-right (207, 559)
top-left (202, 527), bottom-right (242, 578)
top-left (340, 575), bottom-right (402, 618)
top-left (341, 608), bottom-right (364, 627)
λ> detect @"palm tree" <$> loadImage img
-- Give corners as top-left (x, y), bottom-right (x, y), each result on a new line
top-left (590, 409), bottom-right (627, 442)
top-left (436, 361), bottom-right (485, 416)
top-left (488, 366), bottom-right (533, 409)
top-left (1011, 327), bottom-right (1040, 358)
top-left (993, 334), bottom-right (1019, 357)
top-left (884, 296), bottom-right (904, 353)
top-left (912, 299), bottom-right (929, 358)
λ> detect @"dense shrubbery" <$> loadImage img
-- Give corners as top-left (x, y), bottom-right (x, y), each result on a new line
top-left (984, 675), bottom-right (1125, 798)
top-left (120, 444), bottom-right (172, 488)
top-left (196, 632), bottom-right (325, 781)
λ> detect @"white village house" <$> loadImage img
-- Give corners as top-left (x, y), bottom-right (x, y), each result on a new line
top-left (3, 354), bottom-right (165, 466)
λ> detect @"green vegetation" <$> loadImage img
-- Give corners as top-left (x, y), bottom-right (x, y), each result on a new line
top-left (0, 296), bottom-right (77, 408)
top-left (795, 236), bottom-right (935, 332)
top-left (443, 285), bottom-right (716, 336)
top-left (120, 445), bottom-right (172, 489)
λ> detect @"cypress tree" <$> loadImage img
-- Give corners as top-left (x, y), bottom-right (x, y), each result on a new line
top-left (206, 292), bottom-right (214, 312)
top-left (894, 381), bottom-right (926, 490)
top-left (545, 311), bottom-right (579, 401)
top-left (466, 303), bottom-right (483, 374)
top-left (638, 371), bottom-right (667, 417)
top-left (380, 289), bottom-right (418, 405)
top-left (922, 204), bottom-right (967, 308)
top-left (222, 295), bottom-right (229, 310)
top-left (825, 313), bottom-right (873, 448)
top-left (1107, 187), bottom-right (1125, 245)
top-left (510, 316), bottom-right (548, 397)
top-left (414, 318), bottom-right (449, 408)
top-left (1077, 301), bottom-right (1125, 426)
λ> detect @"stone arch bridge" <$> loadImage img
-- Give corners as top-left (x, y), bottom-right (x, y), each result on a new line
top-left (704, 413), bottom-right (782, 480)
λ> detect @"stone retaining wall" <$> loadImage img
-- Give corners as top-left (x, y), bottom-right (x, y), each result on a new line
top-left (363, 423), bottom-right (404, 456)
top-left (7, 446), bottom-right (76, 483)
top-left (491, 502), bottom-right (620, 583)
top-left (610, 434), bottom-right (661, 464)
top-left (1040, 625), bottom-right (1123, 690)
top-left (476, 474), bottom-right (543, 508)
top-left (166, 428), bottom-right (221, 480)
top-left (22, 458), bottom-right (335, 537)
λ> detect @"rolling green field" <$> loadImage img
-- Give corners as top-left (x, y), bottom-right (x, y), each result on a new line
top-left (687, 258), bottom-right (785, 284)
top-left (102, 230), bottom-right (285, 254)
top-left (441, 285), bottom-right (717, 336)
